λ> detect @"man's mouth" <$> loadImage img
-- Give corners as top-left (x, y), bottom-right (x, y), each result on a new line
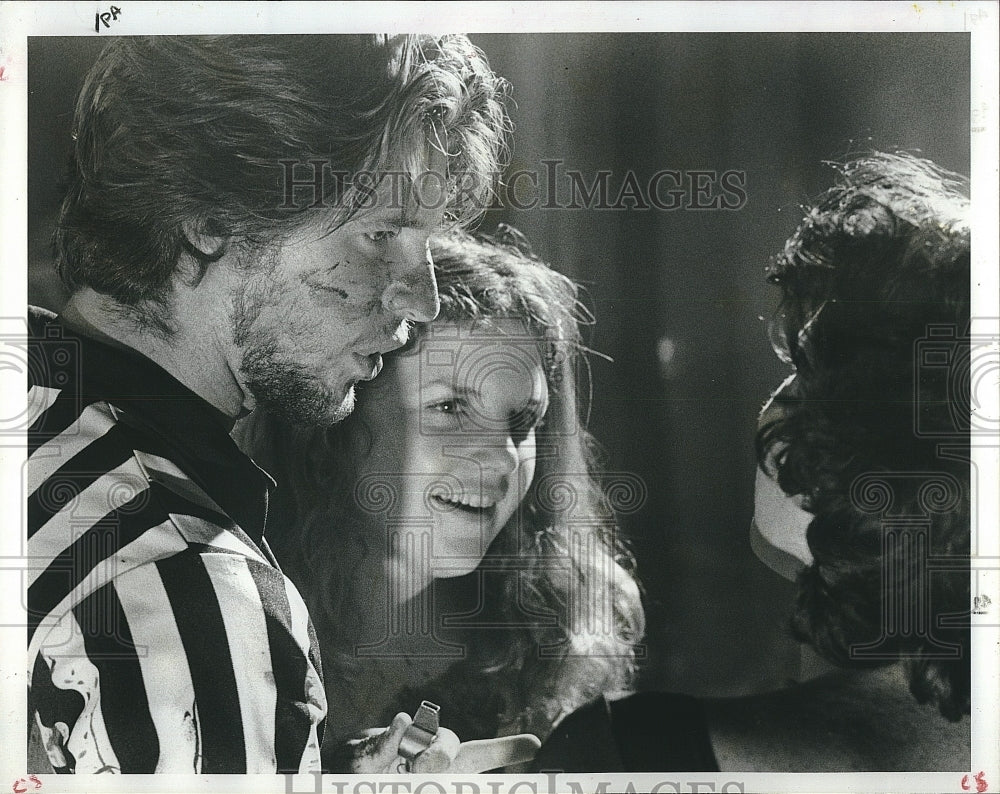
top-left (353, 352), bottom-right (383, 380)
top-left (388, 320), bottom-right (414, 351)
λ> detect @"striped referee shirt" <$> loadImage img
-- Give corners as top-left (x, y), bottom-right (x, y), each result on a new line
top-left (26, 308), bottom-right (326, 774)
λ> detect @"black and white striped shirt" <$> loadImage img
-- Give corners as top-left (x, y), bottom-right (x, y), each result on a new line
top-left (27, 308), bottom-right (326, 774)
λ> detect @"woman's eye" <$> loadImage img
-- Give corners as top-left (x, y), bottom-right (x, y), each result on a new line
top-left (365, 229), bottom-right (398, 243)
top-left (431, 400), bottom-right (459, 415)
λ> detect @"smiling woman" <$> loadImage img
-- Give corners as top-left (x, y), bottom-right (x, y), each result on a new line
top-left (235, 226), bottom-right (645, 761)
top-left (353, 316), bottom-right (548, 594)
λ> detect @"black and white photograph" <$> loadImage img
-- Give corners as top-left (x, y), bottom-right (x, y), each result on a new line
top-left (1, 2), bottom-right (997, 792)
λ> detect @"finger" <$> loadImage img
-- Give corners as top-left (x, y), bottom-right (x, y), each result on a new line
top-left (376, 713), bottom-right (413, 761)
top-left (357, 713), bottom-right (411, 772)
top-left (451, 734), bottom-right (542, 773)
top-left (409, 727), bottom-right (460, 774)
top-left (323, 715), bottom-right (414, 773)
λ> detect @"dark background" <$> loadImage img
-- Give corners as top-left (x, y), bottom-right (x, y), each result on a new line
top-left (28, 34), bottom-right (970, 697)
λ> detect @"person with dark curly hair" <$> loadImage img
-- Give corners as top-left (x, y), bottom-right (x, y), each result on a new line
top-left (237, 226), bottom-right (645, 771)
top-left (533, 152), bottom-right (971, 772)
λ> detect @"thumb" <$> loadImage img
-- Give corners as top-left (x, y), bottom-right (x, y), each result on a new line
top-left (327, 712), bottom-right (412, 773)
top-left (367, 712), bottom-right (412, 769)
top-left (452, 734), bottom-right (542, 773)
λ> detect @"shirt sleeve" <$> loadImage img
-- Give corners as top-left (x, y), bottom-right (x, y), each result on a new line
top-left (29, 549), bottom-right (325, 774)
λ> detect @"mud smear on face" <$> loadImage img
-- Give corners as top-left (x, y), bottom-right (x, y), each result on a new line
top-left (298, 262), bottom-right (349, 301)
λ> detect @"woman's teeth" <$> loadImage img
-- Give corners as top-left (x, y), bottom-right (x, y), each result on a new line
top-left (433, 493), bottom-right (496, 510)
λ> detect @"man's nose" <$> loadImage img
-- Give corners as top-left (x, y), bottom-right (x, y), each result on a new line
top-left (382, 241), bottom-right (440, 323)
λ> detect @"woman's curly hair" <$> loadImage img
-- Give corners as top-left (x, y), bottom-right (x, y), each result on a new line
top-left (238, 226), bottom-right (644, 742)
top-left (757, 152), bottom-right (971, 720)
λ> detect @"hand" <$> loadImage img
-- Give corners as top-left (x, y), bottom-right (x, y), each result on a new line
top-left (325, 713), bottom-right (541, 773)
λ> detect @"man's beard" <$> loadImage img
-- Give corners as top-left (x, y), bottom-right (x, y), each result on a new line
top-left (232, 261), bottom-right (355, 427)
top-left (240, 337), bottom-right (356, 427)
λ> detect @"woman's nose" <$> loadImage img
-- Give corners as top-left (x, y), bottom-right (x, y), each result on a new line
top-left (473, 434), bottom-right (520, 477)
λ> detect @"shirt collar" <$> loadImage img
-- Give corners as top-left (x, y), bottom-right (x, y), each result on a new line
top-left (42, 309), bottom-right (276, 542)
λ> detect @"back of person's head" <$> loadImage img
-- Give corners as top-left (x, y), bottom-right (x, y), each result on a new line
top-left (758, 152), bottom-right (970, 720)
top-left (54, 35), bottom-right (509, 325)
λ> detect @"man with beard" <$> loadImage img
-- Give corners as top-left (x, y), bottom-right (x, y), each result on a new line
top-left (27, 34), bottom-right (510, 774)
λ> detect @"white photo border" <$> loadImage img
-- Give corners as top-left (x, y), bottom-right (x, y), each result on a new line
top-left (1, 2), bottom-right (996, 792)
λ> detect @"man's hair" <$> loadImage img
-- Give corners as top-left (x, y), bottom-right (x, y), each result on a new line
top-left (757, 152), bottom-right (971, 720)
top-left (53, 35), bottom-right (510, 329)
top-left (237, 226), bottom-right (645, 741)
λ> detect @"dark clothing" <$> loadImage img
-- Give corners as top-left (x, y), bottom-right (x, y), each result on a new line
top-left (533, 692), bottom-right (720, 773)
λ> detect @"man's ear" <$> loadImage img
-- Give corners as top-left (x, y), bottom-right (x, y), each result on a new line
top-left (179, 218), bottom-right (229, 286)
top-left (182, 217), bottom-right (229, 259)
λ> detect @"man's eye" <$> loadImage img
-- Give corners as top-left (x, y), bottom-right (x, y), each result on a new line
top-left (365, 229), bottom-right (398, 243)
